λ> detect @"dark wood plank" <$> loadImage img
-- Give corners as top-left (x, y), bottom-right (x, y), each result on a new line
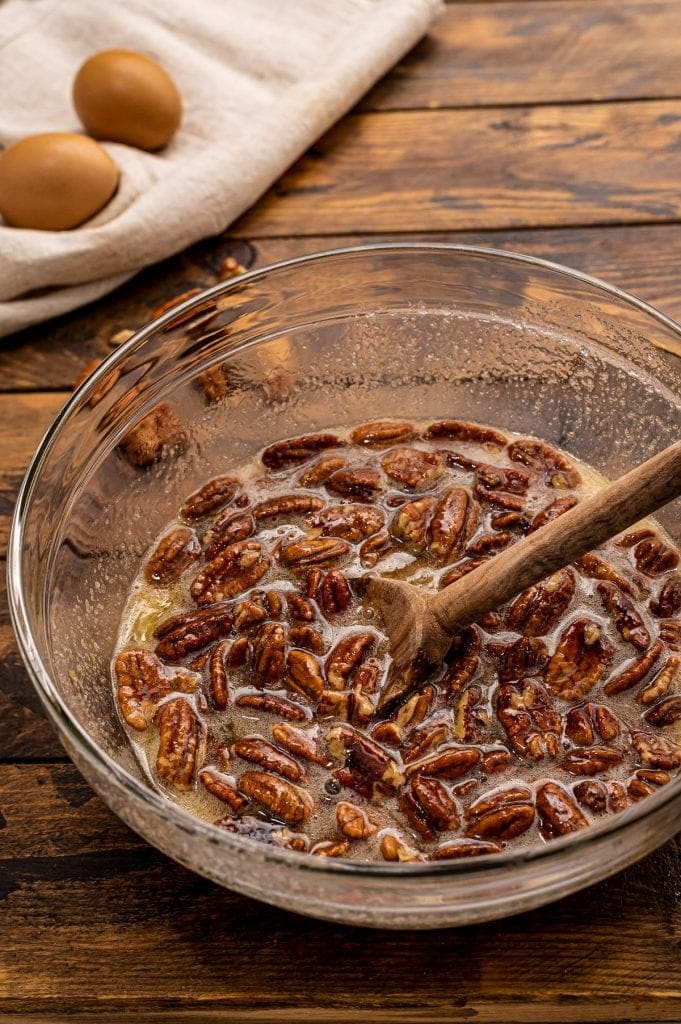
top-left (367, 2), bottom-right (681, 111)
top-left (3, 224), bottom-right (681, 394)
top-left (0, 763), bottom-right (678, 1021)
top-left (233, 101), bottom-right (681, 235)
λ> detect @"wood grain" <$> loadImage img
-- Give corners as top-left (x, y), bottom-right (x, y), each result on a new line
top-left (233, 100), bottom-right (681, 235)
top-left (367, 2), bottom-right (681, 111)
top-left (0, 762), bottom-right (678, 1022)
top-left (4, 223), bottom-right (681, 393)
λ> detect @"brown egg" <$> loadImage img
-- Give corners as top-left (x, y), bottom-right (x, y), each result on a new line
top-left (0, 133), bottom-right (118, 231)
top-left (73, 50), bottom-right (182, 151)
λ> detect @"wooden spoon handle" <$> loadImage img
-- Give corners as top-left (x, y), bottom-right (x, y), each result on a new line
top-left (428, 439), bottom-right (681, 637)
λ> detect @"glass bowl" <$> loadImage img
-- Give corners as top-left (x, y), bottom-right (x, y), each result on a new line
top-left (8, 244), bottom-right (681, 930)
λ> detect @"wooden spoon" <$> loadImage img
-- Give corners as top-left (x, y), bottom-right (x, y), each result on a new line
top-left (369, 439), bottom-right (681, 710)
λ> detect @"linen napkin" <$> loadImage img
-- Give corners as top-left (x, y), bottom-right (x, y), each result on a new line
top-left (0, 0), bottom-right (442, 338)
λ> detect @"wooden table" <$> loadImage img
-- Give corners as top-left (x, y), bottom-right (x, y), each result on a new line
top-left (2, 2), bottom-right (681, 1020)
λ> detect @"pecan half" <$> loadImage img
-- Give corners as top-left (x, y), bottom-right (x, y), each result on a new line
top-left (336, 801), bottom-right (377, 839)
top-left (544, 618), bottom-right (614, 700)
top-left (380, 447), bottom-right (444, 490)
top-left (496, 679), bottom-right (561, 760)
top-left (429, 487), bottom-right (478, 561)
top-left (298, 456), bottom-right (347, 487)
top-left (209, 639), bottom-right (231, 709)
top-left (320, 570), bottom-right (353, 616)
top-left (380, 834), bottom-right (424, 862)
top-left (597, 581), bottom-right (651, 649)
top-left (199, 768), bottom-right (247, 812)
top-left (191, 540), bottom-right (269, 604)
top-left (328, 725), bottom-right (404, 797)
top-left (480, 747), bottom-right (514, 774)
top-left (326, 467), bottom-right (381, 500)
top-left (650, 574), bottom-right (681, 617)
top-left (252, 494), bottom-right (324, 521)
top-left (506, 568), bottom-right (575, 637)
top-left (119, 403), bottom-right (187, 467)
top-left (234, 736), bottom-right (304, 782)
top-left (351, 420), bottom-right (417, 448)
top-left (155, 603), bottom-right (233, 661)
top-left (239, 771), bottom-right (313, 824)
top-left (262, 433), bottom-right (344, 470)
top-left (645, 695), bottom-right (681, 727)
top-left (627, 768), bottom-right (671, 801)
top-left (285, 649), bottom-right (324, 702)
top-left (235, 692), bottom-right (310, 722)
top-left (286, 593), bottom-right (316, 622)
top-left (308, 504), bottom-right (384, 543)
top-left (561, 746), bottom-right (624, 776)
top-left (271, 723), bottom-right (325, 764)
top-left (637, 655), bottom-right (679, 705)
top-left (252, 622), bottom-right (286, 686)
top-left (660, 619), bottom-right (681, 650)
top-left (577, 553), bottom-right (635, 596)
top-left (630, 533), bottom-right (679, 577)
top-left (406, 746), bottom-right (481, 780)
top-left (473, 484), bottom-right (523, 512)
top-left (441, 626), bottom-right (481, 696)
top-left (536, 781), bottom-right (589, 837)
top-left (507, 438), bottom-right (581, 488)
top-left (156, 698), bottom-right (206, 791)
top-left (529, 496), bottom-right (578, 533)
top-left (466, 786), bottom-right (535, 841)
top-left (430, 839), bottom-right (502, 860)
top-left (115, 649), bottom-right (196, 731)
top-left (564, 702), bottom-right (621, 745)
top-left (359, 530), bottom-right (394, 567)
top-left (390, 496), bottom-right (437, 551)
top-left (144, 527), bottom-right (200, 586)
top-left (466, 532), bottom-right (515, 557)
top-left (491, 637), bottom-right (549, 683)
top-left (412, 775), bottom-right (461, 831)
top-left (632, 731), bottom-right (681, 769)
top-left (288, 623), bottom-right (326, 654)
top-left (233, 599), bottom-right (267, 631)
top-left (491, 511), bottom-right (530, 532)
top-left (326, 632), bottom-right (375, 689)
top-left (603, 640), bottom-right (663, 695)
top-left (181, 475), bottom-right (240, 520)
top-left (439, 557), bottom-right (488, 588)
top-left (203, 512), bottom-right (255, 559)
top-left (452, 687), bottom-right (489, 743)
top-left (426, 419), bottom-right (507, 447)
top-left (278, 537), bottom-right (350, 568)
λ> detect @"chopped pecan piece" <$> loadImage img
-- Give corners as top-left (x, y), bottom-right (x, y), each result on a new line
top-left (298, 456), bottom-right (347, 487)
top-left (191, 540), bottom-right (269, 605)
top-left (286, 593), bottom-right (316, 622)
top-left (426, 419), bottom-right (507, 447)
top-left (326, 632), bottom-right (375, 690)
top-left (233, 599), bottom-right (267, 631)
top-left (597, 581), bottom-right (651, 649)
top-left (476, 462), bottom-right (531, 494)
top-left (544, 618), bottom-right (614, 700)
top-left (239, 771), bottom-right (313, 824)
top-left (328, 725), bottom-right (404, 797)
top-left (326, 467), bottom-right (381, 500)
top-left (351, 420), bottom-right (418, 448)
top-left (252, 494), bottom-right (324, 520)
top-left (507, 438), bottom-right (581, 488)
top-left (491, 511), bottom-right (530, 532)
top-left (441, 626), bottom-right (481, 696)
top-left (390, 497), bottom-right (437, 551)
top-left (480, 747), bottom-right (514, 774)
top-left (311, 840), bottom-right (350, 858)
top-left (285, 649), bottom-right (324, 702)
top-left (529, 496), bottom-right (578, 533)
top-left (359, 530), bottom-right (395, 567)
top-left (308, 504), bottom-right (384, 543)
top-left (439, 557), bottom-right (488, 588)
top-left (630, 533), bottom-right (679, 577)
top-left (209, 639), bottom-right (231, 709)
top-left (262, 433), bottom-right (344, 470)
top-left (577, 553), bottom-right (635, 596)
top-left (203, 512), bottom-right (255, 559)
top-left (234, 736), bottom-right (304, 782)
top-left (199, 768), bottom-right (247, 812)
top-left (354, 657), bottom-right (382, 695)
top-left (650, 574), bottom-right (681, 617)
top-left (278, 537), bottom-right (350, 568)
top-left (561, 746), bottom-right (624, 776)
top-left (155, 603), bottom-right (233, 661)
top-left (536, 781), bottom-right (589, 837)
top-left (288, 623), bottom-right (326, 654)
top-left (466, 786), bottom-right (535, 841)
top-left (573, 779), bottom-right (608, 814)
top-left (318, 689), bottom-right (350, 720)
top-left (156, 698), bottom-right (205, 791)
top-left (119, 403), bottom-right (187, 467)
top-left (429, 487), bottom-right (477, 561)
top-left (660, 619), bottom-right (681, 650)
top-left (637, 655), bottom-right (679, 705)
top-left (403, 722), bottom-right (450, 763)
top-left (491, 636), bottom-right (549, 683)
top-left (496, 679), bottom-right (561, 760)
top-left (380, 447), bottom-right (444, 489)
top-left (606, 781), bottom-right (629, 813)
top-left (271, 723), bottom-right (325, 765)
top-left (144, 527), bottom-right (200, 586)
top-left (252, 621), bottom-right (286, 686)
top-left (115, 649), bottom-right (196, 731)
top-left (336, 801), bottom-right (377, 840)
top-left (236, 691), bottom-right (310, 722)
top-left (626, 768), bottom-right (671, 801)
top-left (466, 532), bottom-right (515, 557)
top-left (320, 570), bottom-right (353, 616)
top-left (380, 834), bottom-right (424, 862)
top-left (430, 839), bottom-right (502, 860)
top-left (473, 485), bottom-right (524, 512)
top-left (265, 591), bottom-right (283, 617)
top-left (645, 695), bottom-right (681, 727)
top-left (506, 568), bottom-right (575, 637)
top-left (406, 746), bottom-right (481, 780)
top-left (564, 702), bottom-right (621, 745)
top-left (452, 687), bottom-right (489, 743)
top-left (372, 684), bottom-right (434, 745)
top-left (181, 476), bottom-right (240, 520)
top-left (216, 815), bottom-right (309, 851)
top-left (603, 640), bottom-right (663, 696)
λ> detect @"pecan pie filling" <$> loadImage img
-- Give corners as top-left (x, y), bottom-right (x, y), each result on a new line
top-left (114, 419), bottom-right (681, 862)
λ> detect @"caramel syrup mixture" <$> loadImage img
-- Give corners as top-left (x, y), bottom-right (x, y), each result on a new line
top-left (114, 419), bottom-right (681, 862)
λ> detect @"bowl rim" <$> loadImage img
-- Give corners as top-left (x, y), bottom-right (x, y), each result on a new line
top-left (8, 241), bottom-right (681, 880)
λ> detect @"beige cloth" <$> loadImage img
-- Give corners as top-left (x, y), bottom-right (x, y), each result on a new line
top-left (0, 0), bottom-right (442, 338)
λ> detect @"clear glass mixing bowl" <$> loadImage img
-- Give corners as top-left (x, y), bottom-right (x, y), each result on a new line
top-left (8, 244), bottom-right (681, 929)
